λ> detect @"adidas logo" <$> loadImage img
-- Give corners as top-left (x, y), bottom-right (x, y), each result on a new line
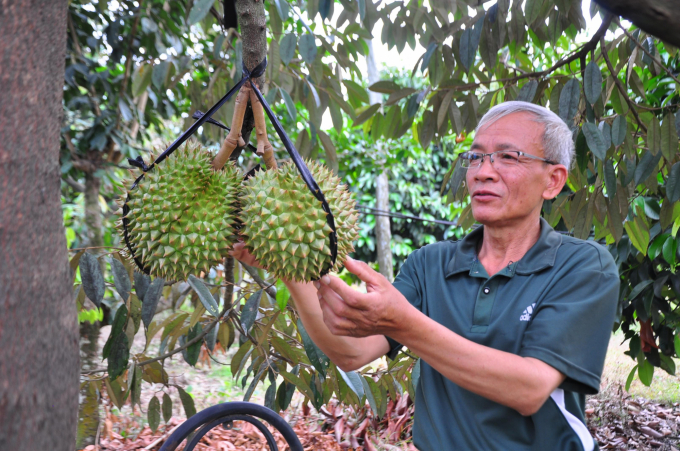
top-left (520, 303), bottom-right (536, 321)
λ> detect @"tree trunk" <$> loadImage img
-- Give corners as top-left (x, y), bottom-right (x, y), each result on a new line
top-left (595, 0), bottom-right (680, 48)
top-left (366, 39), bottom-right (394, 282)
top-left (77, 172), bottom-right (104, 448)
top-left (0, 2), bottom-right (80, 451)
top-left (234, 0), bottom-right (267, 161)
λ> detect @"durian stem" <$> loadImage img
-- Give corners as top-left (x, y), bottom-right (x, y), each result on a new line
top-left (212, 84), bottom-right (251, 170)
top-left (249, 87), bottom-right (278, 170)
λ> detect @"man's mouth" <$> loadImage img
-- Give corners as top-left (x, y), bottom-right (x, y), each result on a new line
top-left (472, 190), bottom-right (501, 200)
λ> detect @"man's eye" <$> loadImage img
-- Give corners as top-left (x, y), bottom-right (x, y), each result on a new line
top-left (498, 152), bottom-right (518, 161)
top-left (469, 153), bottom-right (484, 161)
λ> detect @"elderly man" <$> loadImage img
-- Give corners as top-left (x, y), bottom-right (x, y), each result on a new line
top-left (232, 101), bottom-right (619, 450)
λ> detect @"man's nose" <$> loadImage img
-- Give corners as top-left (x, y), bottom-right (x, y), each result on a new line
top-left (474, 155), bottom-right (499, 180)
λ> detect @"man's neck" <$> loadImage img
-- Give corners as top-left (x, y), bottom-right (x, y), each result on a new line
top-left (477, 215), bottom-right (542, 276)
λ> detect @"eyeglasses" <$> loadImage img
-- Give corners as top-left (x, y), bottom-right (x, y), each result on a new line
top-left (459, 150), bottom-right (558, 169)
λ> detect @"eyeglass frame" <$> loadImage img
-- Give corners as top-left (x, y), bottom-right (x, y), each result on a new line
top-left (459, 150), bottom-right (558, 169)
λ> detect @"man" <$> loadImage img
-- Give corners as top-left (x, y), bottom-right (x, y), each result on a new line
top-left (232, 101), bottom-right (619, 450)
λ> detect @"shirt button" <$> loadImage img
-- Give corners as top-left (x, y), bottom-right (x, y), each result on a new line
top-left (483, 287), bottom-right (490, 294)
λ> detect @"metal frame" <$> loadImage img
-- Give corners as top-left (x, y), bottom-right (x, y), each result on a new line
top-left (159, 402), bottom-right (303, 451)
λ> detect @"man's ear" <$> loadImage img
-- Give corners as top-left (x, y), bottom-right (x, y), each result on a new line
top-left (543, 164), bottom-right (568, 200)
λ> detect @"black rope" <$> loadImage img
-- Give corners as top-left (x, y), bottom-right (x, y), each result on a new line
top-left (121, 58), bottom-right (337, 278)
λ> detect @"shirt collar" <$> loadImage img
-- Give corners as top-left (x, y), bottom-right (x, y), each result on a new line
top-left (445, 217), bottom-right (562, 277)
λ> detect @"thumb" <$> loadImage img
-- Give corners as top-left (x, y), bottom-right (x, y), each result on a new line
top-left (343, 257), bottom-right (385, 287)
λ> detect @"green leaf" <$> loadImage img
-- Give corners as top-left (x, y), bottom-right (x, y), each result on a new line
top-left (584, 60), bottom-right (602, 105)
top-left (559, 79), bottom-right (581, 125)
top-left (79, 253), bottom-right (104, 307)
top-left (599, 121), bottom-right (612, 151)
top-left (625, 364), bottom-right (638, 391)
top-left (634, 150), bottom-right (662, 186)
top-left (264, 380), bottom-right (277, 410)
top-left (582, 122), bottom-right (607, 160)
top-left (279, 33), bottom-right (296, 66)
top-left (187, 275), bottom-right (220, 317)
top-left (459, 15), bottom-right (485, 71)
top-left (604, 160), bottom-right (617, 197)
top-left (298, 34), bottom-right (317, 64)
top-left (516, 80), bottom-right (538, 102)
top-left (421, 42), bottom-right (438, 71)
top-left (205, 322), bottom-right (218, 351)
top-left (661, 113), bottom-right (679, 162)
top-left (612, 115), bottom-right (627, 146)
top-left (279, 369), bottom-right (314, 401)
top-left (319, 130), bottom-right (338, 174)
top-left (358, 0), bottom-right (365, 20)
top-left (660, 354), bottom-right (676, 375)
top-left (662, 236), bottom-right (677, 267)
top-left (353, 104), bottom-right (381, 127)
top-left (142, 277), bottom-right (164, 330)
top-left (177, 386), bottom-right (196, 419)
top-left (624, 216), bottom-right (650, 256)
top-left (337, 368), bottom-right (365, 398)
top-left (134, 271), bottom-right (151, 301)
top-left (180, 323), bottom-right (203, 367)
top-left (148, 397), bottom-right (161, 432)
top-left (230, 341), bottom-right (253, 377)
top-left (297, 319), bottom-right (331, 377)
top-left (275, 280), bottom-right (289, 312)
top-left (647, 116), bottom-right (661, 154)
top-left (240, 289), bottom-right (263, 334)
top-left (525, 0), bottom-right (544, 24)
top-left (132, 63), bottom-right (153, 97)
top-left (318, 0), bottom-right (331, 20)
top-left (243, 363), bottom-right (267, 402)
top-left (162, 393), bottom-right (173, 423)
top-left (344, 80), bottom-right (370, 105)
top-left (103, 305), bottom-right (128, 359)
top-left (638, 357), bottom-right (654, 386)
top-left (361, 376), bottom-right (382, 417)
top-left (629, 280), bottom-right (653, 302)
top-left (667, 162), bottom-right (680, 202)
top-left (675, 333), bottom-right (680, 358)
top-left (274, 0), bottom-right (289, 20)
top-left (152, 61), bottom-right (170, 89)
top-left (188, 0), bottom-right (214, 25)
top-left (279, 88), bottom-right (297, 122)
top-left (107, 333), bottom-right (129, 381)
top-left (110, 258), bottom-right (131, 301)
top-left (369, 80), bottom-right (401, 94)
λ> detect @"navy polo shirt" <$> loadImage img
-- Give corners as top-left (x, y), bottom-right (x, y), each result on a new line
top-left (388, 218), bottom-right (619, 450)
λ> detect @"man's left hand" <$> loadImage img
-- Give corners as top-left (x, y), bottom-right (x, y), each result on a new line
top-left (313, 258), bottom-right (411, 338)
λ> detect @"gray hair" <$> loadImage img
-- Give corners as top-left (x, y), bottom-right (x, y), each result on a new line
top-left (475, 101), bottom-right (574, 169)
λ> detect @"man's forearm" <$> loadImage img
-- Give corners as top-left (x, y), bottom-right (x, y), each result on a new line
top-left (285, 281), bottom-right (389, 371)
top-left (391, 303), bottom-right (565, 416)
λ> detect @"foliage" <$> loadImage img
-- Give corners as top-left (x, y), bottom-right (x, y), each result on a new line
top-left (68, 0), bottom-right (680, 436)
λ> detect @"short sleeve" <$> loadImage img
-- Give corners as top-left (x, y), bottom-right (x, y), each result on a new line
top-left (519, 245), bottom-right (620, 394)
top-left (385, 249), bottom-right (426, 359)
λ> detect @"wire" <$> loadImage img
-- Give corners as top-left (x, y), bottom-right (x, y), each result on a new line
top-left (357, 205), bottom-right (460, 226)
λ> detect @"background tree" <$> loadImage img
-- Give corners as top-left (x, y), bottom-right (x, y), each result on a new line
top-left (66, 0), bottom-right (680, 448)
top-left (0, 1), bottom-right (79, 451)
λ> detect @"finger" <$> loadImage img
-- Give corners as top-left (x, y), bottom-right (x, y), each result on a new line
top-left (342, 257), bottom-right (385, 287)
top-left (317, 285), bottom-right (353, 318)
top-left (318, 297), bottom-right (357, 335)
top-left (319, 274), bottom-right (368, 310)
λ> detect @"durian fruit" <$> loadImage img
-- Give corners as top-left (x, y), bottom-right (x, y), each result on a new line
top-left (240, 160), bottom-right (360, 282)
top-left (118, 141), bottom-right (241, 281)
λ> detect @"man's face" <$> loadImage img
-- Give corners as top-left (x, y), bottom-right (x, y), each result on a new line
top-left (466, 112), bottom-right (565, 228)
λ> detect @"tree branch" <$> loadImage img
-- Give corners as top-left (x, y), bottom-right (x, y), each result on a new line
top-left (116, 3), bottom-right (144, 128)
top-left (435, 15), bottom-right (614, 93)
top-left (600, 36), bottom-right (648, 134)
top-left (594, 0), bottom-right (680, 49)
top-left (616, 20), bottom-right (680, 86)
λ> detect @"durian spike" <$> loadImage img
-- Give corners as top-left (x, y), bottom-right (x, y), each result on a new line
top-left (248, 87), bottom-right (278, 170)
top-left (212, 84), bottom-right (251, 170)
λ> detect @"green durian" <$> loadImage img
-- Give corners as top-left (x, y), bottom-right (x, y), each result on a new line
top-left (240, 160), bottom-right (360, 282)
top-left (118, 141), bottom-right (241, 281)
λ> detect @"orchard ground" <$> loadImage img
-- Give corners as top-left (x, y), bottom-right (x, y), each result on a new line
top-left (81, 321), bottom-right (680, 451)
